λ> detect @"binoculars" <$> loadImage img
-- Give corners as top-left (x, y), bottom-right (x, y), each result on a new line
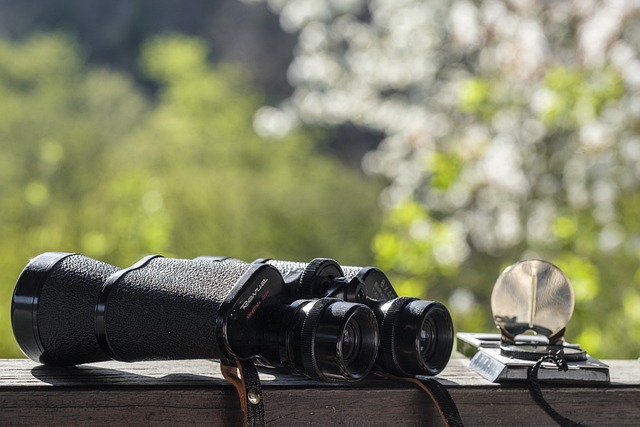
top-left (12, 252), bottom-right (454, 382)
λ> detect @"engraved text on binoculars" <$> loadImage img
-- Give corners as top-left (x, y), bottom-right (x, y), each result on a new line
top-left (240, 278), bottom-right (269, 311)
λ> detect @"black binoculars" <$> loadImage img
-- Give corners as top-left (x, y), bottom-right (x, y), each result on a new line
top-left (11, 252), bottom-right (453, 382)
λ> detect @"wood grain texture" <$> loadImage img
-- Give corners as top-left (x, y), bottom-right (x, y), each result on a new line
top-left (1, 358), bottom-right (639, 426)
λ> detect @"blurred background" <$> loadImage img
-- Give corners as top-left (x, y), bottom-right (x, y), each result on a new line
top-left (1, 0), bottom-right (639, 360)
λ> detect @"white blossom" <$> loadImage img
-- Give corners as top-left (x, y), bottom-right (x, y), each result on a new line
top-left (246, 0), bottom-right (640, 264)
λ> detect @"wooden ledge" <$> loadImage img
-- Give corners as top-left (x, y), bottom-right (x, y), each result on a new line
top-left (1, 357), bottom-right (639, 425)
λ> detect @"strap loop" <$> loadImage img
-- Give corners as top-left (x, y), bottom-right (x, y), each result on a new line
top-left (527, 351), bottom-right (586, 427)
top-left (221, 359), bottom-right (265, 427)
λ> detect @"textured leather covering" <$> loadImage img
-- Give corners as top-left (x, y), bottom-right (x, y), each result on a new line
top-left (105, 258), bottom-right (250, 361)
top-left (341, 266), bottom-right (360, 280)
top-left (37, 255), bottom-right (119, 365)
top-left (263, 260), bottom-right (306, 280)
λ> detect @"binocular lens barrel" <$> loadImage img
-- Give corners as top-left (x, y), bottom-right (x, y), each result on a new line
top-left (12, 253), bottom-right (120, 365)
top-left (12, 253), bottom-right (250, 365)
top-left (285, 299), bottom-right (379, 381)
top-left (11, 253), bottom-right (379, 383)
top-left (378, 297), bottom-right (453, 376)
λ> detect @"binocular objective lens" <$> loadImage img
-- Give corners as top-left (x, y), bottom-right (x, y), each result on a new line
top-left (418, 316), bottom-right (436, 361)
top-left (340, 319), bottom-right (361, 367)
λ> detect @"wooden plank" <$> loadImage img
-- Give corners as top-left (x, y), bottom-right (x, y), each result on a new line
top-left (1, 358), bottom-right (639, 426)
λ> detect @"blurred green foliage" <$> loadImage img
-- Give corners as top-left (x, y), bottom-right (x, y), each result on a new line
top-left (458, 78), bottom-right (496, 122)
top-left (0, 33), bottom-right (381, 358)
top-left (541, 66), bottom-right (624, 128)
top-left (458, 66), bottom-right (625, 129)
top-left (374, 200), bottom-right (640, 359)
top-left (373, 200), bottom-right (489, 335)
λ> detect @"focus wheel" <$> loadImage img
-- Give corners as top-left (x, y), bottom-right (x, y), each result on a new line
top-left (298, 258), bottom-right (343, 299)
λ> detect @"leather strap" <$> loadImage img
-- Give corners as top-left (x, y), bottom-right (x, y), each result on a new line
top-left (527, 354), bottom-right (585, 427)
top-left (221, 360), bottom-right (265, 427)
top-left (381, 374), bottom-right (464, 427)
top-left (220, 360), bottom-right (462, 426)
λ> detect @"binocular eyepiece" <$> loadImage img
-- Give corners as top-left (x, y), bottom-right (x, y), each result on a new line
top-left (11, 252), bottom-right (453, 382)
